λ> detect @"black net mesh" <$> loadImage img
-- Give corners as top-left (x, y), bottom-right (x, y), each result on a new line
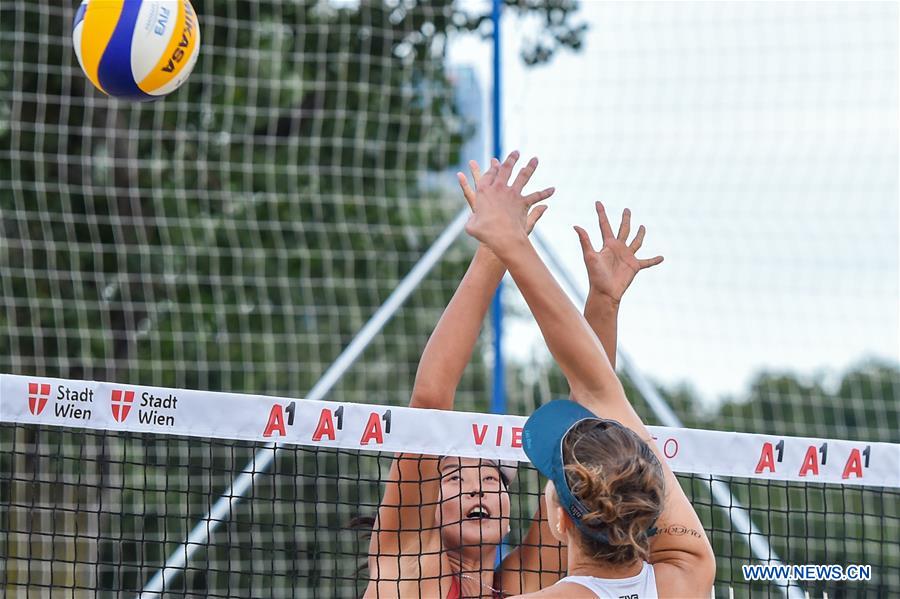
top-left (2, 423), bottom-right (897, 597)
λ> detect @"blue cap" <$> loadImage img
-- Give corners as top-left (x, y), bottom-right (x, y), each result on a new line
top-left (523, 399), bottom-right (658, 544)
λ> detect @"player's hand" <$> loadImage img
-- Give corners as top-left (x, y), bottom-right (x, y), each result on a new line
top-left (463, 151), bottom-right (555, 252)
top-left (457, 157), bottom-right (547, 235)
top-left (574, 202), bottom-right (664, 304)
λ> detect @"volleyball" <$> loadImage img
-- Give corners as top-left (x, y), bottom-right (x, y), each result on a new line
top-left (72, 0), bottom-right (200, 101)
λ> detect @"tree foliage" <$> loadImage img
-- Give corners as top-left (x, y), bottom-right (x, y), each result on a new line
top-left (0, 1), bottom-right (896, 596)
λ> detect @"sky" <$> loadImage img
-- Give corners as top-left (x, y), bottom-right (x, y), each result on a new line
top-left (448, 1), bottom-right (899, 404)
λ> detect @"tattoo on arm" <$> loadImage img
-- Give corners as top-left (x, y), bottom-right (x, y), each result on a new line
top-left (657, 525), bottom-right (705, 539)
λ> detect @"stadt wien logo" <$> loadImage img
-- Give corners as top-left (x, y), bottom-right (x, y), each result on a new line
top-left (111, 389), bottom-right (135, 422)
top-left (28, 382), bottom-right (51, 415)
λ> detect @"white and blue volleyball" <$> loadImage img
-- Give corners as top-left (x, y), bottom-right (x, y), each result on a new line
top-left (73, 0), bottom-right (200, 101)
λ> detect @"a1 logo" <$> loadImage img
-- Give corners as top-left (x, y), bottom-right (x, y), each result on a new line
top-left (263, 402), bottom-right (296, 438)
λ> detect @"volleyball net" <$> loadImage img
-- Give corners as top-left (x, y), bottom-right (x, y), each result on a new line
top-left (2, 2), bottom-right (898, 598)
top-left (2, 374), bottom-right (898, 598)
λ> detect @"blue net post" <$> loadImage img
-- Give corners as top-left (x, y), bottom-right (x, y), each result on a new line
top-left (490, 0), bottom-right (511, 565)
top-left (489, 0), bottom-right (506, 418)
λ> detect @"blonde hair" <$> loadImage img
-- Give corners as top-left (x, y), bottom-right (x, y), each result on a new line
top-left (562, 420), bottom-right (664, 565)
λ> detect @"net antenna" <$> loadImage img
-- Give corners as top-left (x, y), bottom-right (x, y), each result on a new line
top-left (138, 207), bottom-right (471, 597)
top-left (531, 230), bottom-right (805, 599)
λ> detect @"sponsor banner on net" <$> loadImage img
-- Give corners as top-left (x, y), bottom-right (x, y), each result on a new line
top-left (1, 374), bottom-right (897, 487)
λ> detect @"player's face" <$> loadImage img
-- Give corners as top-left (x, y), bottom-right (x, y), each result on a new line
top-left (436, 457), bottom-right (511, 549)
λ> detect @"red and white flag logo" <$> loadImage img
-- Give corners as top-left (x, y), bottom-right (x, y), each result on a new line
top-left (28, 382), bottom-right (51, 415)
top-left (111, 389), bottom-right (135, 422)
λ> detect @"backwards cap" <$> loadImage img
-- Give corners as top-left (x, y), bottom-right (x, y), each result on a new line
top-left (523, 399), bottom-right (658, 544)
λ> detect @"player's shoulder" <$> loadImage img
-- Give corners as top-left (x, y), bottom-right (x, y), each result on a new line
top-left (652, 560), bottom-right (714, 598)
top-left (508, 581), bottom-right (595, 599)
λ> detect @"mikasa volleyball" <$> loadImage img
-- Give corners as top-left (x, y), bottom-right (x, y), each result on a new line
top-left (73, 0), bottom-right (200, 101)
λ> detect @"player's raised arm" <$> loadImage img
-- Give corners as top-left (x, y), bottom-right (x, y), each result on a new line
top-left (410, 158), bottom-right (548, 409)
top-left (366, 157), bottom-right (551, 596)
top-left (468, 152), bottom-right (714, 597)
top-left (570, 203), bottom-right (716, 595)
top-left (498, 203), bottom-right (663, 594)
top-left (464, 153), bottom-right (615, 402)
top-left (576, 201), bottom-right (663, 369)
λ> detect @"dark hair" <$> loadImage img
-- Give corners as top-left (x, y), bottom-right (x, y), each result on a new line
top-left (561, 420), bottom-right (664, 565)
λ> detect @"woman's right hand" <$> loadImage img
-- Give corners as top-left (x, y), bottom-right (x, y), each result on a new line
top-left (463, 151), bottom-right (555, 255)
top-left (457, 157), bottom-right (548, 236)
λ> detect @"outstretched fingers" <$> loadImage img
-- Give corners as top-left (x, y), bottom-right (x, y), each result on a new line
top-left (524, 186), bottom-right (555, 206)
top-left (511, 157), bottom-right (539, 193)
top-left (526, 204), bottom-right (549, 233)
top-left (497, 150), bottom-right (520, 185)
top-left (456, 172), bottom-right (476, 209)
top-left (638, 255), bottom-right (664, 270)
top-left (469, 159), bottom-right (482, 181)
top-left (617, 208), bottom-right (631, 242)
top-left (478, 157), bottom-right (501, 188)
top-left (457, 160), bottom-right (485, 209)
top-left (595, 201), bottom-right (615, 242)
top-left (629, 225), bottom-right (646, 252)
top-left (574, 225), bottom-right (596, 256)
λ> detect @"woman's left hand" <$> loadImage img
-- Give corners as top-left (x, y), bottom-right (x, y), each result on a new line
top-left (574, 202), bottom-right (664, 304)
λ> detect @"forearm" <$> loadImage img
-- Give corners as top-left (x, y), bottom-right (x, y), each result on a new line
top-left (583, 293), bottom-right (619, 369)
top-left (410, 246), bottom-right (504, 408)
top-left (496, 236), bottom-right (619, 399)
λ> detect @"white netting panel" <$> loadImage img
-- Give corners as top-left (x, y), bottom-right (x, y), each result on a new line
top-left (2, 1), bottom-right (898, 597)
top-left (501, 1), bottom-right (899, 442)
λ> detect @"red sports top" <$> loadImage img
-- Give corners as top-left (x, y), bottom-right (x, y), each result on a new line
top-left (446, 575), bottom-right (502, 599)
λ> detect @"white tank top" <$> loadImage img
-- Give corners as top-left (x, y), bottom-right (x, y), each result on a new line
top-left (555, 562), bottom-right (658, 599)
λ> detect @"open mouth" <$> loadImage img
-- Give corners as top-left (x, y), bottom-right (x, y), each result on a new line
top-left (466, 506), bottom-right (491, 520)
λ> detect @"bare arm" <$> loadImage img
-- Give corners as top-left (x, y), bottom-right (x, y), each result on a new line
top-left (413, 159), bottom-right (547, 408)
top-left (410, 245), bottom-right (505, 408)
top-left (577, 201), bottom-right (663, 368)
top-left (500, 204), bottom-right (664, 593)
top-left (496, 498), bottom-right (566, 595)
top-left (368, 247), bottom-right (502, 576)
top-left (574, 205), bottom-right (716, 592)
top-left (583, 297), bottom-right (619, 367)
top-left (469, 153), bottom-right (715, 596)
top-left (370, 158), bottom-right (550, 577)
top-left (481, 233), bottom-right (619, 401)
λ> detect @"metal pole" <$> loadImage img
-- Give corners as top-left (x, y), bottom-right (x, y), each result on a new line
top-left (139, 208), bottom-right (472, 597)
top-left (489, 0), bottom-right (506, 416)
top-left (531, 231), bottom-right (804, 599)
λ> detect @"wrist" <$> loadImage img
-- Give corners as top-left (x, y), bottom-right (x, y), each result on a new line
top-left (585, 289), bottom-right (621, 311)
top-left (474, 244), bottom-right (505, 269)
top-left (488, 232), bottom-right (531, 262)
